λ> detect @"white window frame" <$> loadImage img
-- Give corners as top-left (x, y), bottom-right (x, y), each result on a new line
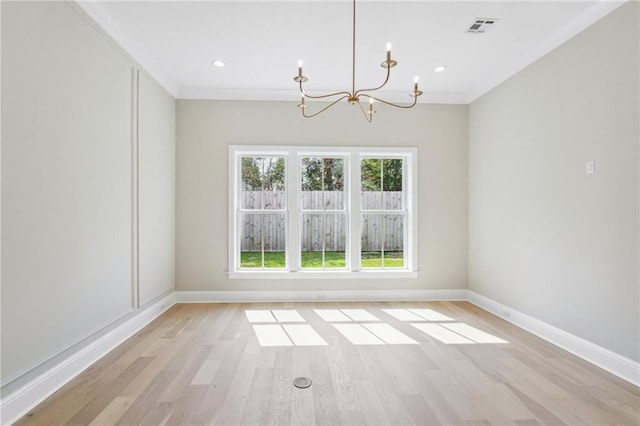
top-left (228, 146), bottom-right (418, 279)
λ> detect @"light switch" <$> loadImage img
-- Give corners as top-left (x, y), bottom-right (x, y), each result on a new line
top-left (586, 160), bottom-right (595, 174)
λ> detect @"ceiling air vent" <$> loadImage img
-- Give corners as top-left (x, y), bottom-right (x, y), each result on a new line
top-left (467, 18), bottom-right (498, 34)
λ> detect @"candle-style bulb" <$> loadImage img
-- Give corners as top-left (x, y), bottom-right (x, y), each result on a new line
top-left (414, 76), bottom-right (420, 84)
top-left (296, 59), bottom-right (304, 80)
top-left (386, 42), bottom-right (392, 52)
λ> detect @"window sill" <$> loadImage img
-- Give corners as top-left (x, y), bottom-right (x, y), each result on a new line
top-left (227, 270), bottom-right (418, 280)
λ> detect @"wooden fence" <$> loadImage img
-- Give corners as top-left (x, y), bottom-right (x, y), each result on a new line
top-left (240, 191), bottom-right (404, 252)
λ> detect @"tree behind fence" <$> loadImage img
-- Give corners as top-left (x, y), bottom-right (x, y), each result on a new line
top-left (240, 191), bottom-right (404, 252)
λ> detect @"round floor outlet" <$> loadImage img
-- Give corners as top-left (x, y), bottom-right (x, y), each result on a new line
top-left (293, 377), bottom-right (312, 389)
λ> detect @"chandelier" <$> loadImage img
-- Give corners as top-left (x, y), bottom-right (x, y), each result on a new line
top-left (294, 0), bottom-right (423, 122)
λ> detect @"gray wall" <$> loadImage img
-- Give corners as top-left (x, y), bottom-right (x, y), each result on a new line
top-left (468, 2), bottom-right (639, 361)
top-left (176, 101), bottom-right (468, 291)
top-left (1, 2), bottom-right (176, 387)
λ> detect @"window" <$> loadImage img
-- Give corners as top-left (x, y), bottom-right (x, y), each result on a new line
top-left (229, 146), bottom-right (417, 278)
top-left (300, 157), bottom-right (346, 269)
top-left (238, 156), bottom-right (286, 269)
top-left (360, 158), bottom-right (406, 269)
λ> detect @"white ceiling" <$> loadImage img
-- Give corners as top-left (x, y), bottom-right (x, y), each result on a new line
top-left (77, 1), bottom-right (625, 104)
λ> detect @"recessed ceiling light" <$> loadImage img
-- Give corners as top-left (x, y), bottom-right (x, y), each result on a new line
top-left (212, 60), bottom-right (225, 68)
top-left (434, 65), bottom-right (447, 73)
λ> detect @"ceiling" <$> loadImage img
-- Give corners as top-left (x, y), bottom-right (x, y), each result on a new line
top-left (77, 1), bottom-right (624, 104)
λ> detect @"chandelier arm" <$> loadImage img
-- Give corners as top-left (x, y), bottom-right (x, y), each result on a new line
top-left (299, 81), bottom-right (351, 100)
top-left (361, 93), bottom-right (419, 109)
top-left (357, 99), bottom-right (373, 123)
top-left (302, 95), bottom-right (351, 118)
top-left (353, 65), bottom-right (392, 98)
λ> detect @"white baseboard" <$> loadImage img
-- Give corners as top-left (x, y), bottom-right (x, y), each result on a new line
top-left (175, 289), bottom-right (468, 303)
top-left (467, 290), bottom-right (640, 387)
top-left (0, 293), bottom-right (176, 426)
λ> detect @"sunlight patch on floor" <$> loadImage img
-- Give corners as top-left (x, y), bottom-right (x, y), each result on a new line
top-left (283, 324), bottom-right (328, 346)
top-left (408, 308), bottom-right (454, 322)
top-left (340, 309), bottom-right (381, 321)
top-left (441, 323), bottom-right (508, 344)
top-left (411, 323), bottom-right (475, 344)
top-left (246, 308), bottom-right (508, 347)
top-left (245, 310), bottom-right (277, 323)
top-left (382, 309), bottom-right (425, 321)
top-left (411, 322), bottom-right (509, 345)
top-left (333, 324), bottom-right (385, 345)
top-left (272, 310), bottom-right (305, 322)
top-left (314, 309), bottom-right (352, 322)
top-left (252, 325), bottom-right (294, 346)
top-left (362, 323), bottom-right (418, 345)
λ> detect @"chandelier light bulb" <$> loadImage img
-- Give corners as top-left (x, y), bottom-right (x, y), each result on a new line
top-left (386, 42), bottom-right (392, 52)
top-left (414, 76), bottom-right (420, 84)
top-left (295, 59), bottom-right (307, 82)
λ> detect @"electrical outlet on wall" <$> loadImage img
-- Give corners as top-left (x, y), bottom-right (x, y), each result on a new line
top-left (586, 160), bottom-right (595, 174)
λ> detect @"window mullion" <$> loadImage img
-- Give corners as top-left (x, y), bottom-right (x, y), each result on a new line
top-left (229, 150), bottom-right (239, 273)
top-left (287, 152), bottom-right (300, 272)
top-left (260, 214), bottom-right (265, 269)
top-left (350, 155), bottom-right (361, 271)
top-left (322, 213), bottom-right (326, 269)
top-left (381, 213), bottom-right (386, 269)
top-left (408, 155), bottom-right (417, 271)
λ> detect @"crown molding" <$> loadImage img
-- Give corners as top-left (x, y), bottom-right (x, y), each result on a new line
top-left (177, 87), bottom-right (468, 104)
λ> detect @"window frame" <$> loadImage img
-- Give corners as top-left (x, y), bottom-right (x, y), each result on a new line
top-left (299, 155), bottom-right (349, 271)
top-left (228, 146), bottom-right (418, 279)
top-left (360, 156), bottom-right (408, 270)
top-left (236, 154), bottom-right (288, 271)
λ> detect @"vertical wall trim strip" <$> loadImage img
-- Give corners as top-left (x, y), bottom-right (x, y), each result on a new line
top-left (131, 68), bottom-right (140, 309)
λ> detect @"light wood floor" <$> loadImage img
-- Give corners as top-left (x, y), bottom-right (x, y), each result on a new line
top-left (16, 301), bottom-right (640, 425)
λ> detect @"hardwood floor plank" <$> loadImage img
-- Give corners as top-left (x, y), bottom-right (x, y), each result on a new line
top-left (403, 393), bottom-right (441, 425)
top-left (115, 370), bottom-right (176, 425)
top-left (191, 359), bottom-right (221, 385)
top-left (240, 367), bottom-right (274, 425)
top-left (291, 347), bottom-right (317, 426)
top-left (505, 381), bottom-right (572, 425)
top-left (87, 397), bottom-right (134, 426)
top-left (264, 347), bottom-right (293, 426)
top-left (164, 385), bottom-right (209, 426)
top-left (325, 343), bottom-right (358, 412)
top-left (352, 380), bottom-right (392, 426)
top-left (195, 335), bottom-right (253, 425)
top-left (64, 356), bottom-right (154, 425)
top-left (139, 401), bottom-right (173, 425)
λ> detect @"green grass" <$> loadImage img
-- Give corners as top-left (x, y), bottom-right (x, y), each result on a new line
top-left (240, 251), bottom-right (285, 268)
top-left (301, 251), bottom-right (346, 268)
top-left (361, 251), bottom-right (404, 268)
top-left (240, 251), bottom-right (404, 268)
